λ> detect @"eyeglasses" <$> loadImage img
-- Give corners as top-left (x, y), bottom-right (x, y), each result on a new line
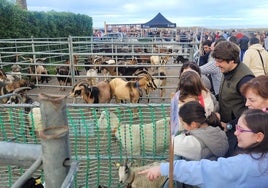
top-left (235, 125), bottom-right (254, 133)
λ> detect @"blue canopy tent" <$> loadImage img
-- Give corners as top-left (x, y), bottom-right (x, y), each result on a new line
top-left (141, 13), bottom-right (176, 28)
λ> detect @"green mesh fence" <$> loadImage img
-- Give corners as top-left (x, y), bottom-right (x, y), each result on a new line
top-left (0, 104), bottom-right (170, 188)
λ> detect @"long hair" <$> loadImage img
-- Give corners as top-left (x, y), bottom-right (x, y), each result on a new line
top-left (242, 109), bottom-right (268, 155)
top-left (178, 61), bottom-right (201, 78)
top-left (177, 71), bottom-right (208, 102)
top-left (179, 101), bottom-right (221, 128)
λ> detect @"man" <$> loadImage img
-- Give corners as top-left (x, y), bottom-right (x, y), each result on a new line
top-left (198, 40), bottom-right (212, 66)
top-left (200, 39), bottom-right (225, 97)
top-left (212, 41), bottom-right (255, 157)
top-left (237, 34), bottom-right (249, 61)
top-left (212, 41), bottom-right (255, 123)
top-left (243, 37), bottom-right (268, 76)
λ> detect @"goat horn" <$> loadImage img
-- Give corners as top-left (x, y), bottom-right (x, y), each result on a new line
top-left (13, 87), bottom-right (32, 93)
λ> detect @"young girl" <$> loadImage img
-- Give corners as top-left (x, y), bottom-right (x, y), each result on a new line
top-left (174, 101), bottom-right (228, 161)
top-left (175, 71), bottom-right (217, 131)
top-left (164, 101), bottom-right (228, 188)
top-left (179, 61), bottom-right (212, 91)
top-left (139, 109), bottom-right (268, 188)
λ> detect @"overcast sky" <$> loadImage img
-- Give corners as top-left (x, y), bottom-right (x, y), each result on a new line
top-left (27, 0), bottom-right (268, 29)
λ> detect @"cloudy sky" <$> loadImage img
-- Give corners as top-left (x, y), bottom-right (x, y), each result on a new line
top-left (27, 0), bottom-right (268, 29)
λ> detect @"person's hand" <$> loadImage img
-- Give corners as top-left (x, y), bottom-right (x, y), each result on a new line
top-left (138, 166), bottom-right (161, 181)
top-left (221, 122), bottom-right (227, 132)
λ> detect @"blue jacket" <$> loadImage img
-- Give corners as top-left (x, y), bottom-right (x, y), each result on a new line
top-left (160, 153), bottom-right (268, 188)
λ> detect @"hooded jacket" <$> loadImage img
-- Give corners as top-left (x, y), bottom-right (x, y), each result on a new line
top-left (243, 44), bottom-right (268, 76)
top-left (174, 126), bottom-right (229, 160)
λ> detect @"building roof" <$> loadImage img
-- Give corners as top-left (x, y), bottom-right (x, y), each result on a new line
top-left (141, 13), bottom-right (176, 28)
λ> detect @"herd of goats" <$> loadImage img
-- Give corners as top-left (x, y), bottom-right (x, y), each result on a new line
top-left (0, 53), bottom-right (186, 108)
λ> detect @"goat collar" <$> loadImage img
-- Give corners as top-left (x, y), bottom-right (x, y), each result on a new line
top-left (127, 173), bottom-right (135, 187)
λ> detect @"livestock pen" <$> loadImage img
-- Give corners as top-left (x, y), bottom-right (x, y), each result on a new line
top-left (0, 36), bottom-right (197, 102)
top-left (0, 102), bottom-right (170, 188)
top-left (0, 36), bottom-right (198, 187)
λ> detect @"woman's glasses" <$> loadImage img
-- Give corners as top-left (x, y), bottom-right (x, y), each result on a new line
top-left (235, 125), bottom-right (254, 133)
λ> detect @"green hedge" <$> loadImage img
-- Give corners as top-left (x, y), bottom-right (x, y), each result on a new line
top-left (0, 0), bottom-right (93, 38)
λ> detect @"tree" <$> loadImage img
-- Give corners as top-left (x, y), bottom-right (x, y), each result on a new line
top-left (16, 0), bottom-right (27, 10)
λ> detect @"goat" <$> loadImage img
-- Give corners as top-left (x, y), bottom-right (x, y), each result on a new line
top-left (69, 80), bottom-right (112, 104)
top-left (97, 110), bottom-right (120, 137)
top-left (6, 86), bottom-right (34, 113)
top-left (150, 56), bottom-right (170, 72)
top-left (28, 107), bottom-right (42, 133)
top-left (0, 79), bottom-right (34, 103)
top-left (151, 67), bottom-right (167, 101)
top-left (100, 61), bottom-right (117, 80)
top-left (10, 64), bottom-right (22, 80)
top-left (98, 110), bottom-right (170, 155)
top-left (56, 55), bottom-right (80, 91)
top-left (174, 55), bottom-right (189, 64)
top-left (150, 56), bottom-right (161, 72)
top-left (115, 117), bottom-right (170, 156)
top-left (0, 68), bottom-right (7, 81)
top-left (109, 73), bottom-right (156, 104)
top-left (84, 55), bottom-right (95, 71)
top-left (131, 70), bottom-right (158, 102)
top-left (86, 68), bottom-right (98, 86)
top-left (117, 61), bottom-right (148, 81)
top-left (0, 68), bottom-right (20, 83)
top-left (118, 160), bottom-right (166, 188)
top-left (92, 55), bottom-right (112, 73)
top-left (21, 56), bottom-right (50, 84)
top-left (56, 65), bottom-right (71, 91)
top-left (137, 55), bottom-right (150, 64)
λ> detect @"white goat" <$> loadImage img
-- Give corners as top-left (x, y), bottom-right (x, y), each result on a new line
top-left (97, 110), bottom-right (120, 136)
top-left (118, 161), bottom-right (166, 188)
top-left (97, 110), bottom-right (170, 155)
top-left (115, 117), bottom-right (170, 156)
top-left (86, 68), bottom-right (98, 86)
top-left (150, 56), bottom-right (161, 72)
top-left (28, 107), bottom-right (42, 132)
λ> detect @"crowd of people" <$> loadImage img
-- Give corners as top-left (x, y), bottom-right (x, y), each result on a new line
top-left (137, 32), bottom-right (268, 187)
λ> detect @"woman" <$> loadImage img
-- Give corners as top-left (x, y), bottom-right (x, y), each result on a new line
top-left (225, 75), bottom-right (268, 156)
top-left (240, 75), bottom-right (268, 110)
top-left (139, 109), bottom-right (268, 188)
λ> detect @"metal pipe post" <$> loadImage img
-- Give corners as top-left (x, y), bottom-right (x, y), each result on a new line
top-left (39, 93), bottom-right (71, 188)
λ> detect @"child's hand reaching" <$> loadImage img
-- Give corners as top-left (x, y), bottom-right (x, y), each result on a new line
top-left (138, 166), bottom-right (162, 181)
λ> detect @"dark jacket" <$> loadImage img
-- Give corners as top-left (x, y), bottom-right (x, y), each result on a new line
top-left (238, 35), bottom-right (249, 51)
top-left (219, 63), bottom-right (254, 123)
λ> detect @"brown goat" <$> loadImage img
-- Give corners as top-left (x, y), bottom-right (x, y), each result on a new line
top-left (109, 73), bottom-right (157, 104)
top-left (69, 80), bottom-right (112, 104)
top-left (0, 79), bottom-right (34, 103)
